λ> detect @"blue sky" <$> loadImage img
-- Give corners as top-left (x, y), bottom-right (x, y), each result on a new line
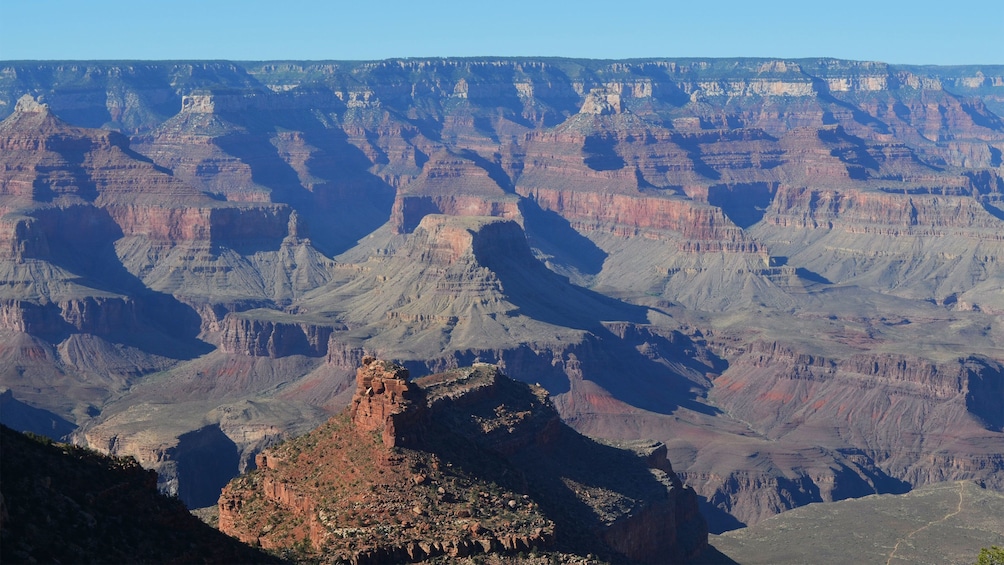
top-left (1, 0), bottom-right (1001, 64)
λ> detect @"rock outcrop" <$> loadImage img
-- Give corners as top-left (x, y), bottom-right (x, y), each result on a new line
top-left (218, 312), bottom-right (339, 357)
top-left (219, 360), bottom-right (708, 563)
top-left (349, 356), bottom-right (427, 448)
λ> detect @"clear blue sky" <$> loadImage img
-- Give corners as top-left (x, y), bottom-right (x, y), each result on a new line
top-left (1, 0), bottom-right (1001, 65)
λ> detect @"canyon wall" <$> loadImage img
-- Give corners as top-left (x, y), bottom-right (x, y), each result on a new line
top-left (0, 58), bottom-right (1001, 535)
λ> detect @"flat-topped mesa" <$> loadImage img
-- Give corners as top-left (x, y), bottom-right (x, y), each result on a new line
top-left (391, 193), bottom-right (521, 234)
top-left (349, 356), bottom-right (426, 448)
top-left (414, 214), bottom-right (534, 266)
top-left (388, 149), bottom-right (522, 234)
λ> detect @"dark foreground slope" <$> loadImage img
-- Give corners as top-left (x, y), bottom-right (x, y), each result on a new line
top-left (219, 358), bottom-right (707, 563)
top-left (0, 424), bottom-right (276, 564)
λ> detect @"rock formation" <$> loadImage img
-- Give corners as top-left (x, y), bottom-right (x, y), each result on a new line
top-left (349, 356), bottom-right (427, 448)
top-left (219, 360), bottom-right (707, 563)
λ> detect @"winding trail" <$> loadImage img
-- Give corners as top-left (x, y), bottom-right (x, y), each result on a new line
top-left (885, 481), bottom-right (966, 565)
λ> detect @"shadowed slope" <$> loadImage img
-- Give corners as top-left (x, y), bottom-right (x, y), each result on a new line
top-left (0, 425), bottom-right (277, 564)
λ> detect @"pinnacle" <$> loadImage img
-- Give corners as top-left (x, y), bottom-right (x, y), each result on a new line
top-left (14, 94), bottom-right (49, 115)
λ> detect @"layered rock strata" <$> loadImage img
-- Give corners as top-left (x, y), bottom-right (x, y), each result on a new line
top-left (1, 58), bottom-right (1002, 535)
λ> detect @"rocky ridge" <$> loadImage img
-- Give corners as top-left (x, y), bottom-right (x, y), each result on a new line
top-left (219, 358), bottom-right (707, 563)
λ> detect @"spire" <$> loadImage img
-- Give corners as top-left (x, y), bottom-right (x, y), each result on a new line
top-left (13, 94), bottom-right (49, 115)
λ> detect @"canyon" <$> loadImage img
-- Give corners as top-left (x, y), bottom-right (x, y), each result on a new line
top-left (0, 57), bottom-right (1002, 543)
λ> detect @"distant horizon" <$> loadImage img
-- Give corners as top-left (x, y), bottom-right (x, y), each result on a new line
top-left (1, 0), bottom-right (1001, 66)
top-left (1, 56), bottom-right (1003, 68)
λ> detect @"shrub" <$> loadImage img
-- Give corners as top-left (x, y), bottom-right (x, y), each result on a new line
top-left (978, 546), bottom-right (1004, 565)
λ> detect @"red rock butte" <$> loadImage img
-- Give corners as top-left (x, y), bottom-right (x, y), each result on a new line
top-left (219, 359), bottom-right (707, 563)
top-left (349, 356), bottom-right (426, 448)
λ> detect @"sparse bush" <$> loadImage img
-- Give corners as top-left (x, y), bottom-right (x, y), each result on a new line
top-left (23, 431), bottom-right (54, 445)
top-left (978, 546), bottom-right (1004, 565)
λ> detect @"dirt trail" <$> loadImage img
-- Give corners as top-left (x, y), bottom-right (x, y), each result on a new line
top-left (886, 481), bottom-right (966, 565)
